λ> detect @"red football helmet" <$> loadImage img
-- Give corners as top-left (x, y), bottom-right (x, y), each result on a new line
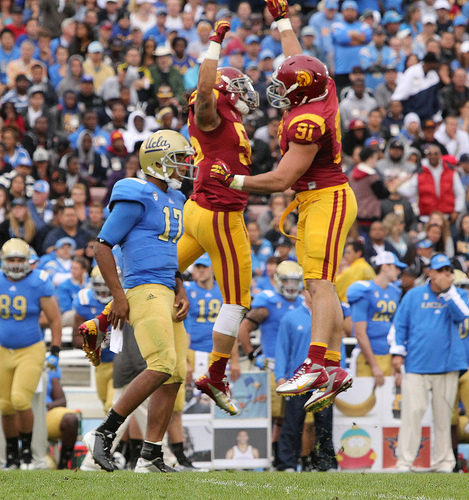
top-left (267, 55), bottom-right (329, 109)
top-left (214, 66), bottom-right (259, 113)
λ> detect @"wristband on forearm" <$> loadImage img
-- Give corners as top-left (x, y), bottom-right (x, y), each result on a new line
top-left (230, 175), bottom-right (245, 190)
top-left (205, 41), bottom-right (221, 61)
top-left (277, 18), bottom-right (292, 32)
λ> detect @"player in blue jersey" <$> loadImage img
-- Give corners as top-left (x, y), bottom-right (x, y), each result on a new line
top-left (0, 239), bottom-right (62, 470)
top-left (72, 267), bottom-right (115, 413)
top-left (238, 261), bottom-right (304, 467)
top-left (83, 130), bottom-right (195, 473)
top-left (346, 251), bottom-right (405, 386)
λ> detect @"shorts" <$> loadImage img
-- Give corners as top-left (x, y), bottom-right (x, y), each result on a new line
top-left (295, 183), bottom-right (357, 283)
top-left (47, 407), bottom-right (77, 441)
top-left (127, 284), bottom-right (187, 384)
top-left (178, 199), bottom-right (252, 308)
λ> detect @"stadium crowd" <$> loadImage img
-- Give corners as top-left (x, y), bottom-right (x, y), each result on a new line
top-left (2, 0), bottom-right (469, 473)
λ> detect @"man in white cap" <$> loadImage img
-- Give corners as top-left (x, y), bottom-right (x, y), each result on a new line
top-left (27, 180), bottom-right (53, 232)
top-left (83, 41), bottom-right (115, 92)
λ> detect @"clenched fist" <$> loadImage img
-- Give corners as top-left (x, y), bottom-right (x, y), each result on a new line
top-left (209, 20), bottom-right (231, 44)
top-left (210, 159), bottom-right (234, 187)
top-left (266, 0), bottom-right (290, 21)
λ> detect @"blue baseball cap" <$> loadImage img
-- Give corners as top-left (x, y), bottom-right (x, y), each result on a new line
top-left (342, 0), bottom-right (358, 10)
top-left (88, 41), bottom-right (104, 53)
top-left (246, 61), bottom-right (259, 71)
top-left (55, 237), bottom-right (77, 251)
top-left (259, 49), bottom-right (274, 60)
top-left (245, 34), bottom-right (260, 45)
top-left (81, 73), bottom-right (94, 83)
top-left (194, 254), bottom-right (211, 267)
top-left (429, 254), bottom-right (453, 270)
top-left (382, 11), bottom-right (402, 24)
top-left (325, 0), bottom-right (339, 8)
top-left (33, 180), bottom-right (50, 193)
top-left (375, 251), bottom-right (407, 268)
top-left (453, 16), bottom-right (467, 27)
top-left (416, 238), bottom-right (433, 249)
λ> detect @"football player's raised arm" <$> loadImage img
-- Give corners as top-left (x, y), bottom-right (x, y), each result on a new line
top-left (194, 21), bottom-right (230, 130)
top-left (267, 0), bottom-right (302, 58)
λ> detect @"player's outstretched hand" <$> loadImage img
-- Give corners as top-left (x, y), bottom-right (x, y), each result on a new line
top-left (267, 0), bottom-right (290, 21)
top-left (210, 159), bottom-right (235, 187)
top-left (209, 20), bottom-right (230, 44)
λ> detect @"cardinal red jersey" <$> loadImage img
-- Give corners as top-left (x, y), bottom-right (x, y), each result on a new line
top-left (278, 78), bottom-right (348, 192)
top-left (188, 90), bottom-right (251, 212)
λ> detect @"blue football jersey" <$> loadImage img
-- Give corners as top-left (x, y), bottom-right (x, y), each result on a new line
top-left (73, 288), bottom-right (114, 363)
top-left (347, 280), bottom-right (402, 355)
top-left (184, 281), bottom-right (223, 353)
top-left (0, 269), bottom-right (55, 349)
top-left (101, 178), bottom-right (186, 290)
top-left (251, 289), bottom-right (304, 359)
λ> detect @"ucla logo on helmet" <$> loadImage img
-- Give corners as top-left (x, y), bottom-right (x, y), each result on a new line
top-left (296, 70), bottom-right (313, 87)
top-left (145, 135), bottom-right (171, 151)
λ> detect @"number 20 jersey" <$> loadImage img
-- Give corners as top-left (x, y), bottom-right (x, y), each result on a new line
top-left (278, 78), bottom-right (348, 192)
top-left (0, 269), bottom-right (55, 349)
top-left (188, 90), bottom-right (250, 212)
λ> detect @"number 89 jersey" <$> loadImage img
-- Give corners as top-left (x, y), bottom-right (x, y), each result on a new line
top-left (278, 78), bottom-right (348, 192)
top-left (188, 90), bottom-right (250, 212)
top-left (347, 280), bottom-right (402, 356)
top-left (0, 269), bottom-right (55, 349)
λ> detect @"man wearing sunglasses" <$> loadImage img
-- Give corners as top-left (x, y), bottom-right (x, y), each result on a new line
top-left (389, 254), bottom-right (469, 472)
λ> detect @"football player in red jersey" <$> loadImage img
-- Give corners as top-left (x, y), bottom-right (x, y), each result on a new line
top-left (210, 0), bottom-right (357, 413)
top-left (176, 20), bottom-right (259, 416)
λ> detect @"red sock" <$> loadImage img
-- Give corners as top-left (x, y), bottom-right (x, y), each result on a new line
top-left (307, 343), bottom-right (327, 366)
top-left (324, 350), bottom-right (341, 368)
top-left (208, 352), bottom-right (229, 382)
top-left (96, 311), bottom-right (111, 332)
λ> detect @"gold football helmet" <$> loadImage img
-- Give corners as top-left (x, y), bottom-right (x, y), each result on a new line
top-left (90, 266), bottom-right (113, 304)
top-left (139, 130), bottom-right (196, 188)
top-left (1, 238), bottom-right (31, 280)
top-left (274, 260), bottom-right (304, 300)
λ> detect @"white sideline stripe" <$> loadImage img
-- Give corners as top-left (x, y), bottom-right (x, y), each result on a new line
top-left (187, 477), bottom-right (450, 500)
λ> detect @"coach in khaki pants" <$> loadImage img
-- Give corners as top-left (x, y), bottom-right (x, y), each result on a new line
top-left (389, 254), bottom-right (469, 473)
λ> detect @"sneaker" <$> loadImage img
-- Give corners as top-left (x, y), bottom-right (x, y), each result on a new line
top-left (20, 449), bottom-right (33, 470)
top-left (79, 318), bottom-right (107, 366)
top-left (80, 451), bottom-right (101, 471)
top-left (195, 374), bottom-right (239, 415)
top-left (134, 457), bottom-right (177, 473)
top-left (304, 366), bottom-right (353, 413)
top-left (276, 359), bottom-right (329, 396)
top-left (83, 429), bottom-right (116, 472)
top-left (3, 455), bottom-right (20, 470)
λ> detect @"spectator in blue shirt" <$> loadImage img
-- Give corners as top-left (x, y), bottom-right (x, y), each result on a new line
top-left (0, 28), bottom-right (20, 87)
top-left (308, 0), bottom-right (342, 64)
top-left (260, 22), bottom-right (283, 58)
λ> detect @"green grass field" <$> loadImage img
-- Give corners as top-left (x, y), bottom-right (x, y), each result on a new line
top-left (0, 470), bottom-right (466, 500)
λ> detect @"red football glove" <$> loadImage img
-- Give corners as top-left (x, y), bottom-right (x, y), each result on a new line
top-left (266, 0), bottom-right (290, 21)
top-left (210, 159), bottom-right (234, 187)
top-left (209, 20), bottom-right (231, 44)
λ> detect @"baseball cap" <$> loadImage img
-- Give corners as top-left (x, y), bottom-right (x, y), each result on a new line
top-left (157, 85), bottom-right (173, 98)
top-left (245, 34), bottom-right (260, 45)
top-left (154, 45), bottom-right (171, 57)
top-left (460, 153), bottom-right (469, 163)
top-left (88, 41), bottom-right (104, 53)
top-left (375, 251), bottom-right (406, 268)
top-left (429, 253), bottom-right (453, 270)
top-left (27, 85), bottom-right (45, 97)
top-left (416, 238), bottom-right (433, 249)
top-left (157, 6), bottom-right (168, 15)
top-left (324, 0), bottom-right (339, 8)
top-left (434, 0), bottom-right (450, 9)
top-left (349, 119), bottom-right (366, 130)
top-left (301, 26), bottom-right (316, 37)
top-left (33, 148), bottom-right (49, 162)
top-left (81, 74), bottom-right (94, 83)
top-left (215, 8), bottom-right (232, 21)
top-left (33, 180), bottom-right (50, 193)
top-left (246, 61), bottom-right (259, 71)
top-left (51, 169), bottom-right (67, 183)
top-left (55, 237), bottom-right (77, 251)
top-left (194, 254), bottom-right (211, 267)
top-left (461, 41), bottom-right (469, 54)
top-left (422, 119), bottom-right (437, 129)
top-left (276, 236), bottom-right (292, 248)
top-left (100, 21), bottom-right (112, 30)
top-left (397, 28), bottom-right (411, 39)
top-left (374, 26), bottom-right (386, 35)
top-left (259, 49), bottom-right (274, 60)
top-left (16, 156), bottom-right (32, 167)
top-left (342, 0), bottom-right (358, 10)
top-left (422, 14), bottom-right (437, 25)
top-left (111, 130), bottom-right (123, 141)
top-left (382, 10), bottom-right (402, 24)
top-left (454, 16), bottom-right (467, 27)
top-left (389, 139), bottom-right (404, 149)
top-left (11, 197), bottom-right (27, 207)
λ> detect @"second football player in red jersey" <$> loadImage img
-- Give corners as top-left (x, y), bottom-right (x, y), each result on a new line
top-left (210, 0), bottom-right (357, 413)
top-left (177, 20), bottom-right (260, 415)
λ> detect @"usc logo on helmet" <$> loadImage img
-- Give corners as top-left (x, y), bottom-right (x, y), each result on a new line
top-left (296, 70), bottom-right (313, 87)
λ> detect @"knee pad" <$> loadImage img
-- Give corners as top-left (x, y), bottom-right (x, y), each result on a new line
top-left (0, 399), bottom-right (14, 415)
top-left (11, 390), bottom-right (32, 412)
top-left (213, 304), bottom-right (246, 337)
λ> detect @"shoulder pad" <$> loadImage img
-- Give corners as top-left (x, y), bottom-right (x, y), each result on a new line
top-left (263, 289), bottom-right (275, 298)
top-left (39, 270), bottom-right (49, 282)
top-left (78, 288), bottom-right (91, 306)
top-left (110, 178), bottom-right (147, 207)
top-left (346, 280), bottom-right (371, 304)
